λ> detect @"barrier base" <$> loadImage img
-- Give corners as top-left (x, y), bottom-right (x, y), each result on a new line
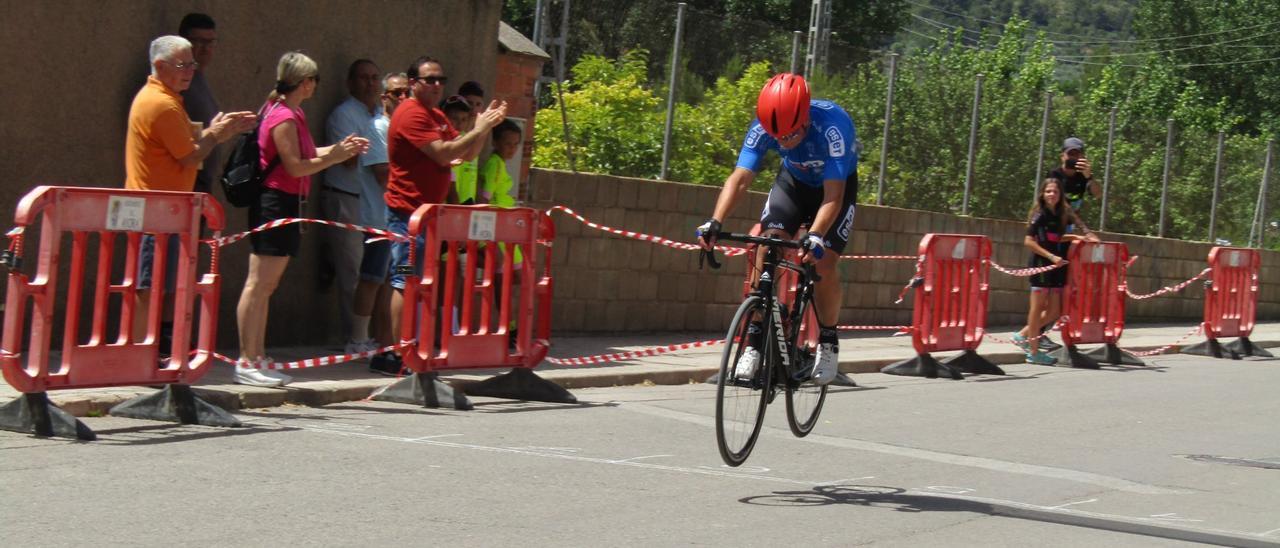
top-left (1050, 345), bottom-right (1102, 369)
top-left (1083, 343), bottom-right (1146, 366)
top-left (464, 368), bottom-right (578, 404)
top-left (110, 384), bottom-right (241, 427)
top-left (1222, 337), bottom-right (1274, 358)
top-left (830, 372), bottom-right (858, 387)
top-left (942, 349), bottom-right (1005, 375)
top-left (0, 392), bottom-right (96, 440)
top-left (880, 354), bottom-right (964, 380)
top-left (373, 372), bottom-right (474, 410)
top-left (1180, 339), bottom-right (1241, 360)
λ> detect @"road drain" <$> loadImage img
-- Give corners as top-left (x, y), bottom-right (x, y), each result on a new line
top-left (1179, 454), bottom-right (1280, 470)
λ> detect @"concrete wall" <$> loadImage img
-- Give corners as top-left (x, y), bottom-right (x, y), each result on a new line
top-left (0, 1), bottom-right (501, 349)
top-left (527, 168), bottom-right (1280, 334)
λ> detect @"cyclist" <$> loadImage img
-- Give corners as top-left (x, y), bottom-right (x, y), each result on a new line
top-left (696, 72), bottom-right (858, 386)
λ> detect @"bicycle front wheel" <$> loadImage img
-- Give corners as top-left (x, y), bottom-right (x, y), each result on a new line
top-left (716, 296), bottom-right (771, 467)
top-left (785, 298), bottom-right (827, 437)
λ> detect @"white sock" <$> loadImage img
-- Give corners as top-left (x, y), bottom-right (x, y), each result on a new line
top-left (352, 315), bottom-right (371, 342)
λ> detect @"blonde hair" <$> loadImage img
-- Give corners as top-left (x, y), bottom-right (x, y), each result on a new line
top-left (267, 51), bottom-right (318, 102)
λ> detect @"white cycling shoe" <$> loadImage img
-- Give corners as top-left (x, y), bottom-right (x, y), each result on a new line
top-left (734, 346), bottom-right (762, 380)
top-left (811, 342), bottom-right (839, 385)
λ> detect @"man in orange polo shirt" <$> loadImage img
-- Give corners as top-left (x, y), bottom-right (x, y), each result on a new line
top-left (124, 35), bottom-right (255, 358)
top-left (125, 35), bottom-right (254, 191)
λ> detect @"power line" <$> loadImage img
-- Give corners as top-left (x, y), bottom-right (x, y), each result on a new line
top-left (905, 24), bottom-right (1280, 69)
top-left (903, 0), bottom-right (1280, 46)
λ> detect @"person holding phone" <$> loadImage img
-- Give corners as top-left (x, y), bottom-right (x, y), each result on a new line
top-left (1048, 137), bottom-right (1101, 215)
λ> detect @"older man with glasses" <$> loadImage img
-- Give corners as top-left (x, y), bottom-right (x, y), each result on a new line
top-left (123, 35), bottom-right (256, 360)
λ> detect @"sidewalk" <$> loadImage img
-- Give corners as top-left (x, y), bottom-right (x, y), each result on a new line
top-left (3, 323), bottom-right (1277, 417)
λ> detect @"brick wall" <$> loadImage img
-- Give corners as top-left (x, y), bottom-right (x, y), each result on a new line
top-left (494, 53), bottom-right (545, 201)
top-left (528, 168), bottom-right (1280, 334)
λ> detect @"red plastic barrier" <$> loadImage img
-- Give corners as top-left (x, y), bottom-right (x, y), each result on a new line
top-left (1061, 241), bottom-right (1129, 346)
top-left (399, 204), bottom-right (552, 372)
top-left (1201, 247), bottom-right (1261, 340)
top-left (909, 234), bottom-right (992, 355)
top-left (1, 186), bottom-right (223, 392)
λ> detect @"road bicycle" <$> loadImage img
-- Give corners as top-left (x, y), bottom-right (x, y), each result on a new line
top-left (701, 231), bottom-right (828, 467)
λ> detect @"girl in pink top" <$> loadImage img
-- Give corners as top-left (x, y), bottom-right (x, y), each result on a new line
top-left (234, 51), bottom-right (368, 387)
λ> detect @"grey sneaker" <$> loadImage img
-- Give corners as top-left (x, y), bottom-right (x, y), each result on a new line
top-left (734, 346), bottom-right (761, 380)
top-left (233, 360), bottom-right (283, 387)
top-left (811, 342), bottom-right (839, 385)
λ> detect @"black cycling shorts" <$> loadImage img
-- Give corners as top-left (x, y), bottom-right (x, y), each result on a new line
top-left (759, 168), bottom-right (858, 254)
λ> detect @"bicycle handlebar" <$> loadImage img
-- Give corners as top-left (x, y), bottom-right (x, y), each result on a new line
top-left (698, 231), bottom-right (820, 282)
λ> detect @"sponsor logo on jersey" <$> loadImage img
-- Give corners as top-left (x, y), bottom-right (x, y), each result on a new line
top-left (745, 125), bottom-right (765, 148)
top-left (826, 127), bottom-right (845, 157)
top-left (766, 222), bottom-right (785, 230)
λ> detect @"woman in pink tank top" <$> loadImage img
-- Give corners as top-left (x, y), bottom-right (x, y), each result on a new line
top-left (234, 51), bottom-right (369, 387)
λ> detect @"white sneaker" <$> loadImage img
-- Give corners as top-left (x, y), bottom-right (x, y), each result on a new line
top-left (734, 346), bottom-right (762, 380)
top-left (256, 357), bottom-right (293, 386)
top-left (344, 338), bottom-right (379, 356)
top-left (811, 342), bottom-right (839, 385)
top-left (233, 360), bottom-right (282, 387)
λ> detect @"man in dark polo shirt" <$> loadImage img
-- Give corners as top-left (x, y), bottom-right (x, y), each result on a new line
top-left (379, 55), bottom-right (506, 374)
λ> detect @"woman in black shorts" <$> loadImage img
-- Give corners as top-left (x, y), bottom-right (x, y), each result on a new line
top-left (1014, 178), bottom-right (1095, 365)
top-left (233, 52), bottom-right (368, 386)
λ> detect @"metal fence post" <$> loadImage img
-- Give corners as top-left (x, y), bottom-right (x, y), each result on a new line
top-left (1252, 139), bottom-right (1273, 248)
top-left (1158, 118), bottom-right (1174, 238)
top-left (790, 31), bottom-right (803, 74)
top-left (1033, 91), bottom-right (1053, 205)
top-left (962, 73), bottom-right (983, 215)
top-left (659, 2), bottom-right (686, 180)
top-left (1100, 106), bottom-right (1117, 232)
top-left (1209, 131), bottom-right (1225, 243)
top-left (876, 52), bottom-right (898, 206)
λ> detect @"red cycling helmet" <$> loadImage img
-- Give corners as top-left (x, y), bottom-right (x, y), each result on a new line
top-left (756, 73), bottom-right (810, 139)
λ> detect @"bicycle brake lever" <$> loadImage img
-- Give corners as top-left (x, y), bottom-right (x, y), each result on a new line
top-left (700, 248), bottom-right (722, 270)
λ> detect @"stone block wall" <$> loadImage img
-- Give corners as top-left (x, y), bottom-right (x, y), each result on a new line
top-left (528, 168), bottom-right (1279, 334)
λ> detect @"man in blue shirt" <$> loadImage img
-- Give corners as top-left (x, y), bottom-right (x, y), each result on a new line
top-left (323, 59), bottom-right (390, 356)
top-left (697, 73), bottom-right (858, 386)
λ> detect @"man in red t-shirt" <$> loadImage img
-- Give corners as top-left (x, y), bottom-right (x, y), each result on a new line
top-left (380, 56), bottom-right (506, 374)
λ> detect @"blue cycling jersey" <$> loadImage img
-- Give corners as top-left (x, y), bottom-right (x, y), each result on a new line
top-left (735, 99), bottom-right (858, 188)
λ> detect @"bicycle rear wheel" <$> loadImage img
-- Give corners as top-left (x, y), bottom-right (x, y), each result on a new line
top-left (716, 296), bottom-right (771, 467)
top-left (785, 298), bottom-right (827, 437)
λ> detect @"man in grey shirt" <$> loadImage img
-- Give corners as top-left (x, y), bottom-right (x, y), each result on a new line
top-left (178, 13), bottom-right (220, 195)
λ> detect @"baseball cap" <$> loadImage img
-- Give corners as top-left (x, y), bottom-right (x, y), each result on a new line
top-left (1062, 137), bottom-right (1085, 152)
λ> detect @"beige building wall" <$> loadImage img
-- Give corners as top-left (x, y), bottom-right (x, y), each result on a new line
top-left (0, 0), bottom-right (502, 348)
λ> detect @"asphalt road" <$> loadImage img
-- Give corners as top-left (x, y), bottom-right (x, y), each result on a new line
top-left (3, 354), bottom-right (1279, 547)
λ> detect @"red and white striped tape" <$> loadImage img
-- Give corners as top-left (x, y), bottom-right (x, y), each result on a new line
top-left (547, 205), bottom-right (749, 256)
top-left (545, 338), bottom-right (725, 366)
top-left (1126, 324), bottom-right (1205, 357)
top-left (988, 259), bottom-right (1068, 277)
top-left (1124, 267), bottom-right (1210, 300)
top-left (209, 341), bottom-right (413, 370)
top-left (839, 324), bottom-right (912, 333)
top-left (548, 205), bottom-right (916, 261)
top-left (208, 218), bottom-right (410, 248)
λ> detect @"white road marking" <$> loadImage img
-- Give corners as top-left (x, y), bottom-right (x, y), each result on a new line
top-left (620, 402), bottom-right (1187, 495)
top-left (1047, 498), bottom-right (1098, 509)
top-left (292, 422), bottom-right (1275, 547)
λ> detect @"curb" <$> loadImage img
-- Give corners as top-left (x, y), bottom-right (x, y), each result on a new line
top-left (40, 339), bottom-right (1278, 418)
